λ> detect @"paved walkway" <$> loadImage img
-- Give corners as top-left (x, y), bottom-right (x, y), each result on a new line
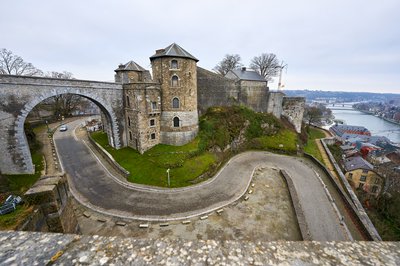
top-left (54, 119), bottom-right (350, 240)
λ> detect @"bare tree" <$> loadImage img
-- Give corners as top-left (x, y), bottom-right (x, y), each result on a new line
top-left (249, 53), bottom-right (280, 81)
top-left (45, 71), bottom-right (74, 79)
top-left (304, 105), bottom-right (323, 126)
top-left (213, 54), bottom-right (243, 76)
top-left (0, 48), bottom-right (43, 76)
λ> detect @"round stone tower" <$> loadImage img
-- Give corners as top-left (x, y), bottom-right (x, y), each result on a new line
top-left (150, 43), bottom-right (199, 145)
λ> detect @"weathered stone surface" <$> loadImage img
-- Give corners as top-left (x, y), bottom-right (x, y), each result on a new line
top-left (282, 96), bottom-right (306, 133)
top-left (24, 175), bottom-right (78, 233)
top-left (0, 231), bottom-right (399, 265)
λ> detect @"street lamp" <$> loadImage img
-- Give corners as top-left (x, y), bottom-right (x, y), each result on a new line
top-left (166, 168), bottom-right (170, 187)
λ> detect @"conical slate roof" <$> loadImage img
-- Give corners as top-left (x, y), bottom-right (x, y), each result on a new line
top-left (150, 43), bottom-right (198, 62)
top-left (115, 61), bottom-right (146, 72)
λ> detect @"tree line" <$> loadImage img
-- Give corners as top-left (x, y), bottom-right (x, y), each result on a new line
top-left (213, 53), bottom-right (285, 83)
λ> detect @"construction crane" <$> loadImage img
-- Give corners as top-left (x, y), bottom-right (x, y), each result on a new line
top-left (277, 61), bottom-right (288, 91)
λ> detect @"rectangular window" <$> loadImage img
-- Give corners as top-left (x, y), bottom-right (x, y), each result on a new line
top-left (372, 186), bottom-right (378, 193)
top-left (358, 183), bottom-right (364, 189)
top-left (150, 119), bottom-right (155, 127)
top-left (151, 101), bottom-right (157, 110)
top-left (362, 169), bottom-right (369, 174)
top-left (150, 133), bottom-right (156, 140)
top-left (360, 175), bottom-right (367, 182)
top-left (348, 173), bottom-right (353, 179)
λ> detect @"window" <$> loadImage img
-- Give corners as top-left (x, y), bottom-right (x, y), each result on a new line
top-left (360, 175), bottom-right (367, 182)
top-left (173, 117), bottom-right (180, 127)
top-left (172, 97), bottom-right (180, 108)
top-left (348, 173), bottom-right (353, 179)
top-left (358, 183), bottom-right (364, 189)
top-left (150, 133), bottom-right (156, 140)
top-left (362, 169), bottom-right (369, 174)
top-left (150, 119), bottom-right (155, 127)
top-left (128, 117), bottom-right (131, 127)
top-left (151, 101), bottom-right (157, 110)
top-left (126, 95), bottom-right (130, 107)
top-left (374, 178), bottom-right (380, 184)
top-left (171, 75), bottom-right (179, 87)
top-left (372, 186), bottom-right (378, 193)
top-left (129, 131), bottom-right (132, 141)
top-left (171, 60), bottom-right (178, 69)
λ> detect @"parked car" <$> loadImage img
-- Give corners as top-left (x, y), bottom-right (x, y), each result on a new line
top-left (59, 125), bottom-right (68, 132)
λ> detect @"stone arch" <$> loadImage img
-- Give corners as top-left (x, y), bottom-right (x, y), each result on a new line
top-left (14, 89), bottom-right (121, 173)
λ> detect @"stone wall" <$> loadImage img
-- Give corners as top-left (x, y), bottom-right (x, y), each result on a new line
top-left (0, 74), bottom-right (125, 174)
top-left (266, 91), bottom-right (285, 118)
top-left (197, 67), bottom-right (239, 115)
top-left (1, 231), bottom-right (399, 265)
top-left (282, 96), bottom-right (305, 133)
top-left (238, 80), bottom-right (268, 112)
top-left (160, 111), bottom-right (199, 145)
top-left (24, 175), bottom-right (78, 234)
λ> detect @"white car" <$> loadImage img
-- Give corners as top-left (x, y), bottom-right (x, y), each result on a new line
top-left (59, 125), bottom-right (68, 132)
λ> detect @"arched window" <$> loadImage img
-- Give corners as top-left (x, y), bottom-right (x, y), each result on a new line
top-left (126, 95), bottom-right (130, 107)
top-left (129, 131), bottom-right (133, 141)
top-left (171, 60), bottom-right (178, 69)
top-left (172, 97), bottom-right (180, 108)
top-left (171, 75), bottom-right (179, 87)
top-left (173, 117), bottom-right (180, 127)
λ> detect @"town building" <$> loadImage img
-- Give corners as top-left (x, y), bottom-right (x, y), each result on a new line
top-left (343, 156), bottom-right (383, 196)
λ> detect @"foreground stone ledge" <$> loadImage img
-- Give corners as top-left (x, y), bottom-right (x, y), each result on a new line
top-left (0, 231), bottom-right (399, 265)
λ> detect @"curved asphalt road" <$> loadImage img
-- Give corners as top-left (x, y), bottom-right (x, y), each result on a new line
top-left (55, 119), bottom-right (350, 241)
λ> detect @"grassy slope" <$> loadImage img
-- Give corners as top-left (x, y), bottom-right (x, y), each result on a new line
top-left (92, 106), bottom-right (299, 188)
top-left (304, 127), bottom-right (325, 162)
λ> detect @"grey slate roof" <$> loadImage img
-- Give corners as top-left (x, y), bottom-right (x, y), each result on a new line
top-left (226, 68), bottom-right (266, 82)
top-left (150, 43), bottom-right (198, 62)
top-left (344, 156), bottom-right (374, 172)
top-left (115, 61), bottom-right (146, 72)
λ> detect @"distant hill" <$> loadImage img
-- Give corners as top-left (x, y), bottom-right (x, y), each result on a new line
top-left (283, 90), bottom-right (400, 103)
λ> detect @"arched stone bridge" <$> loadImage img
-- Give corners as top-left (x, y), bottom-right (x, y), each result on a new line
top-left (0, 75), bottom-right (125, 174)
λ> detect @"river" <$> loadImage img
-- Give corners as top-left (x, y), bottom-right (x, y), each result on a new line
top-left (331, 108), bottom-right (400, 144)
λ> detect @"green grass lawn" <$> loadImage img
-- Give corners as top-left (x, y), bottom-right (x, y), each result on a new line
top-left (253, 129), bottom-right (298, 153)
top-left (91, 132), bottom-right (217, 187)
top-left (304, 127), bottom-right (325, 162)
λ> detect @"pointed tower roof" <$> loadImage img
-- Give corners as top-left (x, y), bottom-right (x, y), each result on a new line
top-left (115, 61), bottom-right (146, 72)
top-left (150, 43), bottom-right (198, 62)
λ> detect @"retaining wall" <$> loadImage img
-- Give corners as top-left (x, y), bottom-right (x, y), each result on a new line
top-left (319, 138), bottom-right (381, 241)
top-left (87, 132), bottom-right (130, 177)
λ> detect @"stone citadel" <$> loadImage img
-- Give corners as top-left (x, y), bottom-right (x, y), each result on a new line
top-left (116, 43), bottom-right (305, 153)
top-left (0, 43), bottom-right (305, 174)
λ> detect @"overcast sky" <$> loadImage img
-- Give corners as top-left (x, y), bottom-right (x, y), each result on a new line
top-left (2, 0), bottom-right (399, 93)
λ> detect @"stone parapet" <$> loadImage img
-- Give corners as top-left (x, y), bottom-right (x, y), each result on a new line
top-left (0, 231), bottom-right (399, 265)
top-left (320, 138), bottom-right (382, 241)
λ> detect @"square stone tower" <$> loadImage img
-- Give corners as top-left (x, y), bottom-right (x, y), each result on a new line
top-left (150, 43), bottom-right (199, 145)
